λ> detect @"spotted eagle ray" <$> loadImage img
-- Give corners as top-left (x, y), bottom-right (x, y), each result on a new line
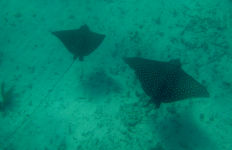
top-left (52, 24), bottom-right (105, 61)
top-left (49, 24), bottom-right (106, 93)
top-left (2, 25), bottom-right (106, 149)
top-left (124, 57), bottom-right (209, 108)
top-left (50, 24), bottom-right (105, 92)
top-left (48, 25), bottom-right (105, 103)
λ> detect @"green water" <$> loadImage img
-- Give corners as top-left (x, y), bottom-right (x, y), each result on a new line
top-left (0, 0), bottom-right (231, 149)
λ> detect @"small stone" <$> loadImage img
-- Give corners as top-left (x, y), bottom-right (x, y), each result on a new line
top-left (199, 113), bottom-right (205, 121)
top-left (14, 12), bottom-right (22, 18)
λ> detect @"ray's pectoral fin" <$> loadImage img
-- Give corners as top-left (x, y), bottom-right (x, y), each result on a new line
top-left (169, 59), bottom-right (181, 67)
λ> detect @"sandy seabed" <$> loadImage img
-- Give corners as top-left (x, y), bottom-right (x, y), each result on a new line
top-left (0, 0), bottom-right (232, 149)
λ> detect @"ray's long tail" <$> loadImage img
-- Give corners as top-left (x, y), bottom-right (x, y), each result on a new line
top-left (4, 59), bottom-right (76, 149)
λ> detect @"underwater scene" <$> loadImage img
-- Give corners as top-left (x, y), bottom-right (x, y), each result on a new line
top-left (0, 0), bottom-right (232, 149)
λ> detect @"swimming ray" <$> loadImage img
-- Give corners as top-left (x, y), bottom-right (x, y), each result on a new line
top-left (52, 24), bottom-right (105, 61)
top-left (124, 57), bottom-right (209, 108)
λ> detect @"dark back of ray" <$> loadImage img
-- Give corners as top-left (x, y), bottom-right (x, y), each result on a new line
top-left (52, 24), bottom-right (105, 61)
top-left (124, 57), bottom-right (209, 108)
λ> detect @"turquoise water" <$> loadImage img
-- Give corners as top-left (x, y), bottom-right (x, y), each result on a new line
top-left (0, 0), bottom-right (232, 149)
